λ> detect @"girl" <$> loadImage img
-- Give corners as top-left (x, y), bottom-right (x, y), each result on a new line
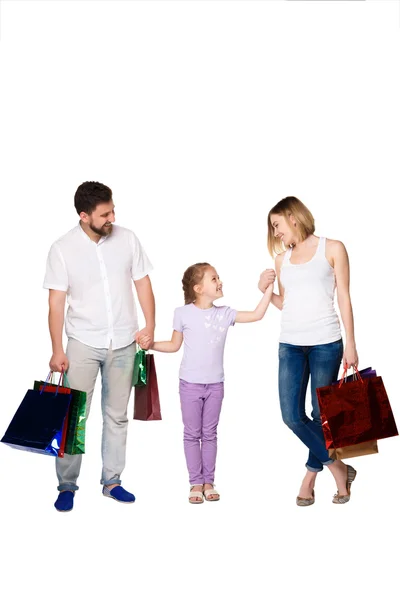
top-left (149, 263), bottom-right (274, 504)
top-left (258, 196), bottom-right (358, 505)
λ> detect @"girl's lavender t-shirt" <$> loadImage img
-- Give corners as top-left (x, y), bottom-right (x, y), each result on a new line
top-left (173, 303), bottom-right (237, 384)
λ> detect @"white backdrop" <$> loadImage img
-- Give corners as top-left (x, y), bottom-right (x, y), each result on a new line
top-left (0, 1), bottom-right (399, 599)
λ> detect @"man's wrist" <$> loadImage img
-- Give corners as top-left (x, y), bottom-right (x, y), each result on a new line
top-left (52, 346), bottom-right (64, 354)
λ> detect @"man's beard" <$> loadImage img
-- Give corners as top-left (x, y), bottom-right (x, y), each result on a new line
top-left (89, 223), bottom-right (113, 237)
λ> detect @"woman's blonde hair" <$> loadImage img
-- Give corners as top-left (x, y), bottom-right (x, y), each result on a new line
top-left (182, 263), bottom-right (211, 304)
top-left (267, 196), bottom-right (315, 257)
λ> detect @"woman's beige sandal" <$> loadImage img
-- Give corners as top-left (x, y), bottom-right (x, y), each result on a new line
top-left (332, 464), bottom-right (357, 504)
top-left (296, 490), bottom-right (315, 507)
top-left (189, 486), bottom-right (204, 504)
top-left (203, 484), bottom-right (220, 502)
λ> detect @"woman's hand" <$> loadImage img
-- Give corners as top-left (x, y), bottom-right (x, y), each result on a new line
top-left (258, 269), bottom-right (276, 293)
top-left (343, 343), bottom-right (359, 369)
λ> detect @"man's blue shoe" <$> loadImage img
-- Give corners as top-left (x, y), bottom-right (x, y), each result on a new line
top-left (54, 491), bottom-right (75, 512)
top-left (103, 485), bottom-right (136, 503)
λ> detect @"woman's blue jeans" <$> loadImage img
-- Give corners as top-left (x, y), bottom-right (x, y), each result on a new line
top-left (278, 339), bottom-right (343, 472)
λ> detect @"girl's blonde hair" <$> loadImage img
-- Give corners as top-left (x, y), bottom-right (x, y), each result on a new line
top-left (182, 263), bottom-right (211, 304)
top-left (267, 196), bottom-right (315, 257)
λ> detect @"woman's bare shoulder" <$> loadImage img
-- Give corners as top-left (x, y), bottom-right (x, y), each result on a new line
top-left (325, 239), bottom-right (348, 268)
top-left (326, 238), bottom-right (346, 253)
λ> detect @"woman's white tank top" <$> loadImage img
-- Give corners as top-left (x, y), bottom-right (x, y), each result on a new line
top-left (279, 237), bottom-right (342, 346)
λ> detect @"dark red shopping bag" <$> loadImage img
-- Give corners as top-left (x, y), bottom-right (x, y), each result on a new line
top-left (317, 367), bottom-right (398, 451)
top-left (133, 354), bottom-right (161, 421)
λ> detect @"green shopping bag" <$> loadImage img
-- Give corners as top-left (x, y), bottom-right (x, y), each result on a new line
top-left (132, 346), bottom-right (147, 387)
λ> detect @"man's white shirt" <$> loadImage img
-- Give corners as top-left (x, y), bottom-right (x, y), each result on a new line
top-left (43, 224), bottom-right (153, 349)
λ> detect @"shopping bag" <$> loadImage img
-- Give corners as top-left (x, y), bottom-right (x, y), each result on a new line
top-left (329, 368), bottom-right (379, 457)
top-left (1, 384), bottom-right (71, 457)
top-left (328, 440), bottom-right (379, 460)
top-left (132, 346), bottom-right (147, 387)
top-left (133, 353), bottom-right (161, 421)
top-left (34, 372), bottom-right (87, 455)
top-left (34, 372), bottom-right (71, 457)
top-left (317, 367), bottom-right (398, 453)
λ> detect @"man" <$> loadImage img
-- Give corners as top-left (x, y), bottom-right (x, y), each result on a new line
top-left (43, 181), bottom-right (155, 512)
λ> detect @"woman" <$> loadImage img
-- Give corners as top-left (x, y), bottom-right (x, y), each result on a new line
top-left (259, 196), bottom-right (359, 505)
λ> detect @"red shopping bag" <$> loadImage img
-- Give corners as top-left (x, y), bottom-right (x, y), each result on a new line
top-left (34, 371), bottom-right (87, 456)
top-left (317, 367), bottom-right (398, 451)
top-left (133, 354), bottom-right (161, 421)
top-left (37, 372), bottom-right (71, 458)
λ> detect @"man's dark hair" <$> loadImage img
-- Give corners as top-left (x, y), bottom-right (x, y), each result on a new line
top-left (74, 181), bottom-right (112, 216)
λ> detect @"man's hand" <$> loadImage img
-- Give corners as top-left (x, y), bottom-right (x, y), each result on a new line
top-left (49, 351), bottom-right (69, 373)
top-left (135, 327), bottom-right (155, 350)
top-left (258, 269), bottom-right (276, 293)
top-left (134, 276), bottom-right (156, 349)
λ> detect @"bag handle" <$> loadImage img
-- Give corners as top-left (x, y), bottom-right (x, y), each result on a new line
top-left (40, 370), bottom-right (64, 396)
top-left (338, 365), bottom-right (363, 388)
top-left (62, 371), bottom-right (71, 388)
top-left (136, 345), bottom-right (154, 356)
top-left (136, 344), bottom-right (149, 352)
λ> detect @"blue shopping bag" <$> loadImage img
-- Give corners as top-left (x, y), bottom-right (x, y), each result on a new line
top-left (1, 384), bottom-right (71, 457)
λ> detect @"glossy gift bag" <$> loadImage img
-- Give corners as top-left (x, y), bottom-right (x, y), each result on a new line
top-left (330, 367), bottom-right (379, 458)
top-left (132, 346), bottom-right (147, 387)
top-left (1, 383), bottom-right (71, 457)
top-left (34, 372), bottom-right (87, 455)
top-left (317, 367), bottom-right (398, 458)
top-left (133, 353), bottom-right (161, 421)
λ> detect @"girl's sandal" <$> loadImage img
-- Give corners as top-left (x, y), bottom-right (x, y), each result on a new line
top-left (203, 484), bottom-right (220, 502)
top-left (189, 486), bottom-right (204, 504)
